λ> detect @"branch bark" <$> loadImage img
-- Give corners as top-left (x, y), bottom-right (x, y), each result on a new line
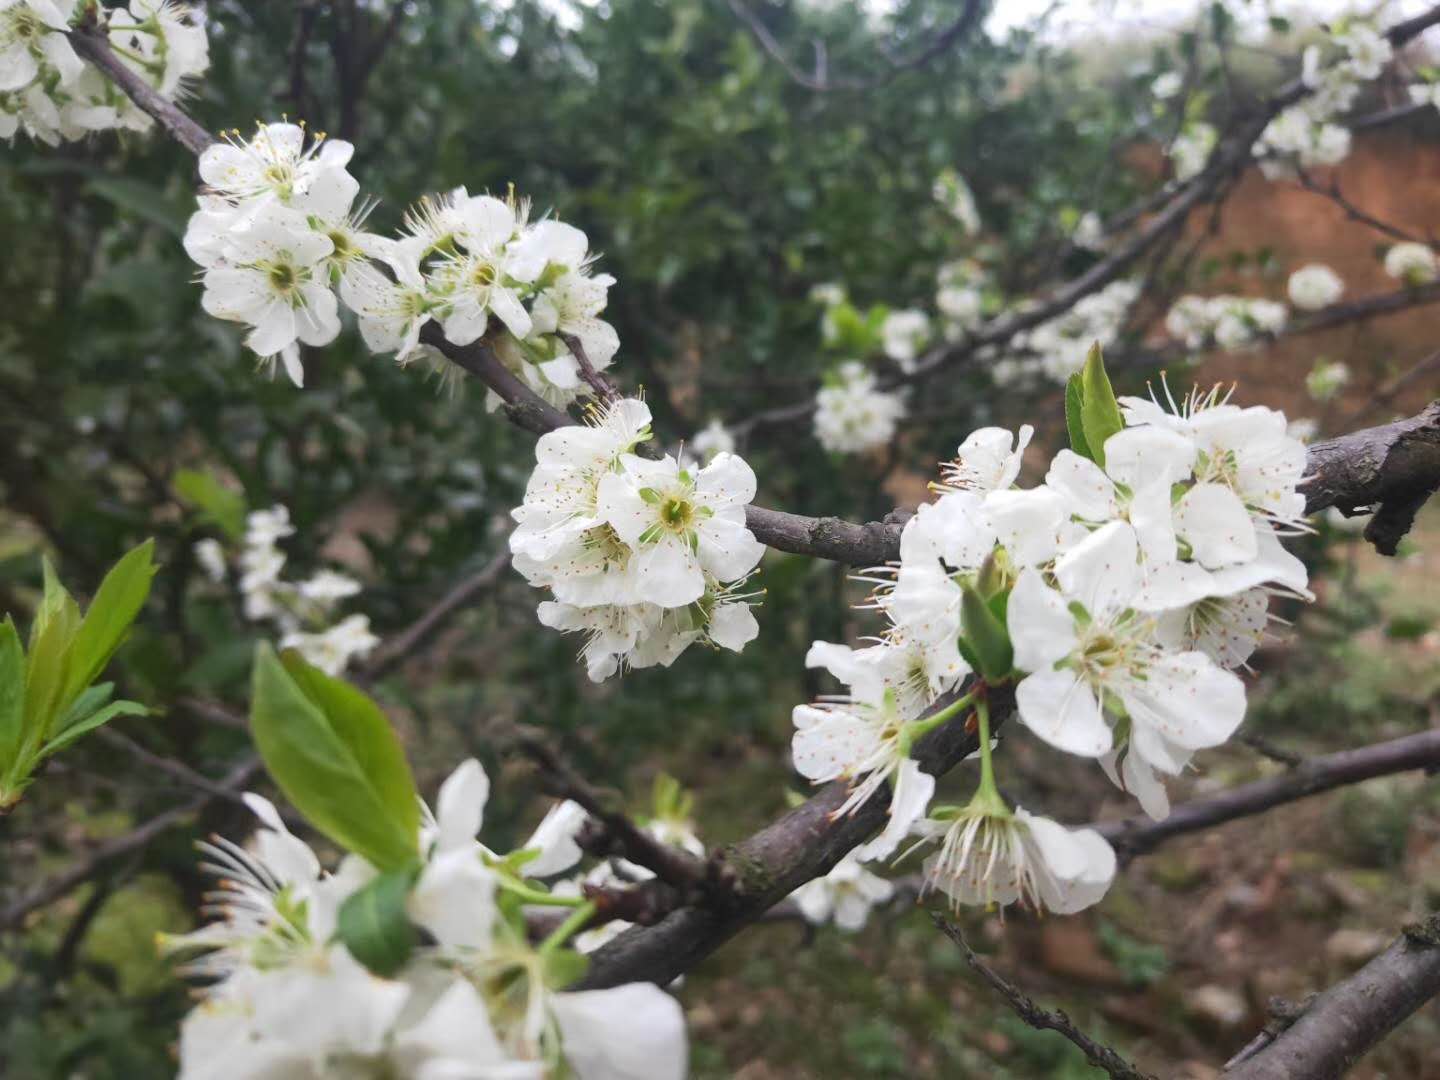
top-left (1093, 727), bottom-right (1440, 863)
top-left (1224, 919), bottom-right (1440, 1080)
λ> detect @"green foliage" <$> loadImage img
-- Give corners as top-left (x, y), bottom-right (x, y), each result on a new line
top-left (249, 644), bottom-right (420, 870)
top-left (1097, 920), bottom-right (1169, 988)
top-left (1078, 341), bottom-right (1124, 467)
top-left (172, 467), bottom-right (247, 540)
top-left (961, 582), bottom-right (1013, 681)
top-left (337, 866), bottom-right (422, 977)
top-left (0, 543), bottom-right (156, 808)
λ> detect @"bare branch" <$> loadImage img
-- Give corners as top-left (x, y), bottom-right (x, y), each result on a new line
top-left (933, 916), bottom-right (1159, 1080)
top-left (507, 726), bottom-right (720, 896)
top-left (1223, 919), bottom-right (1440, 1080)
top-left (557, 332), bottom-right (621, 406)
top-left (725, 0), bottom-right (985, 93)
top-left (67, 21), bottom-right (215, 157)
top-left (1094, 727), bottom-right (1440, 863)
top-left (359, 549), bottom-right (512, 680)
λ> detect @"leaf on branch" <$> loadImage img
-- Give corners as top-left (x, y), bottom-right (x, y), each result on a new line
top-left (249, 645), bottom-right (421, 871)
top-left (1079, 342), bottom-right (1124, 467)
top-left (336, 865), bottom-right (421, 977)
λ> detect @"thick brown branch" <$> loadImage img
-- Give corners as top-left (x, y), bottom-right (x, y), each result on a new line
top-left (934, 916), bottom-right (1158, 1080)
top-left (1094, 728), bottom-right (1440, 863)
top-left (572, 685), bottom-right (1004, 989)
top-left (1301, 400), bottom-right (1440, 554)
top-left (1224, 919), bottom-right (1440, 1080)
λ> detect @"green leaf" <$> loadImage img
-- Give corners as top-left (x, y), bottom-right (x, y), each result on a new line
top-left (336, 866), bottom-right (420, 977)
top-left (41, 699), bottom-right (148, 758)
top-left (24, 559), bottom-right (79, 748)
top-left (249, 645), bottom-right (420, 870)
top-left (1079, 342), bottom-right (1124, 467)
top-left (961, 584), bottom-right (1013, 681)
top-left (0, 619), bottom-right (25, 762)
top-left (542, 947), bottom-right (590, 989)
top-left (1064, 374), bottom-right (1093, 462)
top-left (173, 469), bottom-right (247, 540)
top-left (64, 540), bottom-right (158, 713)
top-left (55, 681), bottom-right (115, 732)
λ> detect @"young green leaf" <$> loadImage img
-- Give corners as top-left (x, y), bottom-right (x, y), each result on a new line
top-left (41, 700), bottom-right (148, 757)
top-left (0, 619), bottom-right (25, 763)
top-left (961, 583), bottom-right (1014, 681)
top-left (64, 540), bottom-right (158, 712)
top-left (173, 469), bottom-right (247, 540)
top-left (336, 866), bottom-right (420, 977)
top-left (1064, 374), bottom-right (1094, 462)
top-left (1079, 341), bottom-right (1124, 467)
top-left (249, 645), bottom-right (420, 870)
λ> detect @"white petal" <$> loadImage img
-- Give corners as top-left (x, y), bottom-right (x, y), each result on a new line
top-left (1008, 567), bottom-right (1078, 673)
top-left (1045, 450), bottom-right (1117, 521)
top-left (854, 759), bottom-right (933, 861)
top-left (1120, 651), bottom-right (1246, 751)
top-left (435, 758), bottom-right (489, 851)
top-left (551, 985), bottom-right (687, 1080)
top-left (708, 602), bottom-right (759, 652)
top-left (1176, 483), bottom-right (1258, 568)
top-left (1054, 521), bottom-right (1140, 619)
top-left (1015, 668), bottom-right (1112, 757)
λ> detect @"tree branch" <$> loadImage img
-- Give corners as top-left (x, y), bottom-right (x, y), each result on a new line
top-left (1093, 727), bottom-right (1440, 863)
top-left (933, 916), bottom-right (1158, 1080)
top-left (1223, 918), bottom-right (1440, 1080)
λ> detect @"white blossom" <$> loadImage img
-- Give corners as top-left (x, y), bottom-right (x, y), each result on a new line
top-left (813, 361), bottom-right (906, 454)
top-left (918, 804), bottom-right (1115, 915)
top-left (881, 308), bottom-right (931, 372)
top-left (791, 853), bottom-right (895, 930)
top-left (1287, 264), bottom-right (1343, 311)
top-left (1384, 242), bottom-right (1437, 285)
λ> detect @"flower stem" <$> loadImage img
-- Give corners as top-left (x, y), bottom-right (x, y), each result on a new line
top-left (538, 900), bottom-right (597, 956)
top-left (495, 875), bottom-right (587, 909)
top-left (904, 687), bottom-right (977, 745)
top-left (975, 695), bottom-right (996, 795)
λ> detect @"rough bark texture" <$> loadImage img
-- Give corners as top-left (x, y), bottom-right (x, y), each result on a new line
top-left (1302, 400), bottom-right (1440, 553)
top-left (1224, 924), bottom-right (1440, 1080)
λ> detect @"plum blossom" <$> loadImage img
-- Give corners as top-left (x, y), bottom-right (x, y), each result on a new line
top-left (1288, 264), bottom-right (1343, 311)
top-left (813, 361), bottom-right (907, 453)
top-left (791, 852), bottom-right (895, 930)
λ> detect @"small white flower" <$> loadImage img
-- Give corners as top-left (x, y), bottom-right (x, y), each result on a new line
top-left (881, 309), bottom-right (931, 372)
top-left (1007, 523), bottom-right (1248, 767)
top-left (280, 613), bottom-right (379, 675)
top-left (0, 1), bottom-right (82, 95)
top-left (1384, 242), bottom-right (1437, 286)
top-left (596, 451), bottom-right (764, 609)
top-left (791, 640), bottom-right (939, 861)
top-left (918, 804), bottom-right (1115, 914)
top-left (199, 121), bottom-right (354, 212)
top-left (194, 538), bottom-right (227, 583)
top-left (1306, 360), bottom-right (1350, 403)
top-left (1151, 71), bottom-right (1183, 100)
top-left (938, 425), bottom-right (1033, 494)
top-left (1287, 264), bottom-right (1343, 311)
top-left (933, 168), bottom-right (981, 233)
top-left (199, 205), bottom-right (340, 385)
top-left (1170, 122), bottom-right (1216, 180)
top-left (813, 362), bottom-right (907, 454)
top-left (791, 853), bottom-right (895, 930)
top-left (688, 418), bottom-right (735, 464)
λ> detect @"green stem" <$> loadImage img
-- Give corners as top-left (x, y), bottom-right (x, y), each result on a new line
top-left (538, 900), bottom-right (597, 956)
top-left (905, 687), bottom-right (977, 745)
top-left (495, 875), bottom-right (586, 909)
top-left (974, 695), bottom-right (998, 799)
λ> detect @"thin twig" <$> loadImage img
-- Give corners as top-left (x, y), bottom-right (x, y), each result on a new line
top-left (932, 916), bottom-right (1158, 1080)
top-left (557, 332), bottom-right (620, 405)
top-left (359, 549), bottom-right (511, 679)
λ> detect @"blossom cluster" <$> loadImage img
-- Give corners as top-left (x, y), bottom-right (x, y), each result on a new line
top-left (167, 759), bottom-right (686, 1079)
top-left (812, 360), bottom-right (909, 454)
top-left (510, 398), bottom-right (765, 681)
top-left (185, 120), bottom-right (619, 407)
top-left (1253, 21), bottom-right (1392, 180)
top-left (1384, 241), bottom-right (1438, 286)
top-left (197, 505), bottom-right (378, 675)
top-left (1008, 278), bottom-right (1140, 382)
top-left (789, 352), bottom-right (1313, 916)
top-left (1, 0), bottom-right (207, 144)
top-left (1164, 293), bottom-right (1288, 352)
top-left (1287, 263), bottom-right (1345, 311)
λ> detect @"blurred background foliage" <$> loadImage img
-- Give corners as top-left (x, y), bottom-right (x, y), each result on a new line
top-left (2, 1), bottom-right (1439, 1076)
